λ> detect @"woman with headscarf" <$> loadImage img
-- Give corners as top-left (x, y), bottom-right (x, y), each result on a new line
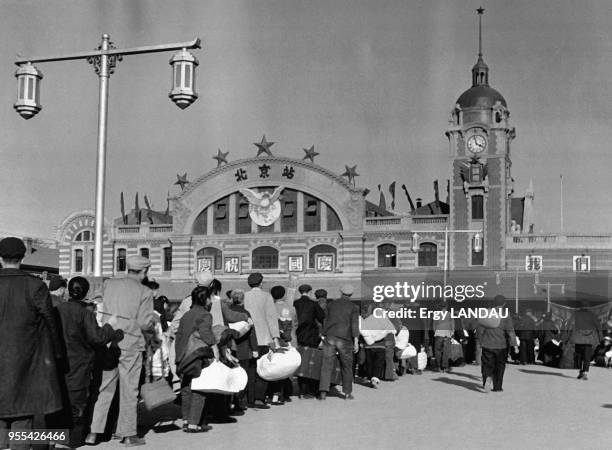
top-left (55, 276), bottom-right (123, 447)
top-left (175, 285), bottom-right (219, 433)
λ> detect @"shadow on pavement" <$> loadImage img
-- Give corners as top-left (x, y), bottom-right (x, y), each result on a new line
top-left (431, 377), bottom-right (483, 393)
top-left (518, 369), bottom-right (574, 378)
top-left (601, 404), bottom-right (612, 409)
top-left (447, 371), bottom-right (481, 381)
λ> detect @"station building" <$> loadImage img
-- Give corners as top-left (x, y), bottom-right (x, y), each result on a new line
top-left (56, 18), bottom-right (612, 305)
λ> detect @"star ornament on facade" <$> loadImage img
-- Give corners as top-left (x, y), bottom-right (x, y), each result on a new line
top-left (476, 6), bottom-right (485, 15)
top-left (302, 145), bottom-right (319, 163)
top-left (341, 165), bottom-right (359, 185)
top-left (174, 173), bottom-right (190, 191)
top-left (254, 135), bottom-right (274, 157)
top-left (213, 149), bottom-right (229, 167)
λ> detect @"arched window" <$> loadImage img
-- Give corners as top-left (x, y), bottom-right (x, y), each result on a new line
top-left (309, 244), bottom-right (336, 271)
top-left (197, 247), bottom-right (222, 272)
top-left (75, 230), bottom-right (94, 242)
top-left (140, 248), bottom-right (149, 259)
top-left (377, 244), bottom-right (397, 268)
top-left (74, 249), bottom-right (83, 273)
top-left (252, 246), bottom-right (279, 270)
top-left (116, 248), bottom-right (127, 272)
top-left (418, 243), bottom-right (437, 267)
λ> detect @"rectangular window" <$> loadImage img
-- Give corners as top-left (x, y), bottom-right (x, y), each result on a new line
top-left (163, 247), bottom-right (172, 271)
top-left (471, 195), bottom-right (484, 220)
top-left (18, 76), bottom-right (25, 99)
top-left (213, 197), bottom-right (229, 234)
top-left (470, 165), bottom-right (482, 183)
top-left (471, 241), bottom-right (484, 266)
top-left (116, 249), bottom-right (126, 272)
top-left (281, 190), bottom-right (297, 233)
top-left (140, 248), bottom-right (149, 259)
top-left (75, 249), bottom-right (83, 273)
top-left (303, 194), bottom-right (320, 232)
top-left (89, 249), bottom-right (94, 274)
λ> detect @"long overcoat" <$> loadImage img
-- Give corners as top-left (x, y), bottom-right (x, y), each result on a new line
top-left (0, 268), bottom-right (63, 418)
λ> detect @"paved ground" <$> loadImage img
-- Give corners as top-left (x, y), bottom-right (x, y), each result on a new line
top-left (94, 363), bottom-right (611, 450)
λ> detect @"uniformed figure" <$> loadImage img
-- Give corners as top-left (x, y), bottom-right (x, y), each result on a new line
top-left (86, 255), bottom-right (155, 446)
top-left (0, 237), bottom-right (65, 450)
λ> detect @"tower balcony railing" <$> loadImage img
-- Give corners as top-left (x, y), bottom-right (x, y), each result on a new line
top-left (507, 233), bottom-right (612, 249)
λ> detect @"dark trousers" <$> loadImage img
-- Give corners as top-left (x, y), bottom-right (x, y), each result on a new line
top-left (365, 348), bottom-right (386, 379)
top-left (0, 416), bottom-right (33, 450)
top-left (239, 359), bottom-right (258, 405)
top-left (180, 377), bottom-right (206, 426)
top-left (519, 339), bottom-right (535, 364)
top-left (574, 344), bottom-right (594, 373)
top-left (481, 347), bottom-right (507, 390)
top-left (319, 337), bottom-right (354, 395)
top-left (434, 336), bottom-right (450, 369)
top-left (66, 388), bottom-right (90, 447)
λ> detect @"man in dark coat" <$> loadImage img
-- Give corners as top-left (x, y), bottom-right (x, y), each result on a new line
top-left (571, 302), bottom-right (602, 380)
top-left (319, 284), bottom-right (359, 400)
top-left (294, 284), bottom-right (325, 396)
top-left (0, 237), bottom-right (65, 450)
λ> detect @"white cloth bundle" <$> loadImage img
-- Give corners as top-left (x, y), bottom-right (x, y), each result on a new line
top-left (228, 321), bottom-right (252, 338)
top-left (191, 361), bottom-right (248, 394)
top-left (394, 327), bottom-right (410, 350)
top-left (400, 344), bottom-right (417, 359)
top-left (256, 346), bottom-right (301, 381)
top-left (417, 349), bottom-right (427, 370)
top-left (360, 315), bottom-right (396, 345)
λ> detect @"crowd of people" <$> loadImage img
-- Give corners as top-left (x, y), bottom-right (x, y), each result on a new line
top-left (0, 235), bottom-right (609, 449)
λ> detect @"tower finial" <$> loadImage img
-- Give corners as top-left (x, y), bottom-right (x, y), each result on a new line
top-left (476, 7), bottom-right (485, 57)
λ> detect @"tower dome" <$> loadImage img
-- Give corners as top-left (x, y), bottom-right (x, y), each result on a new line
top-left (455, 8), bottom-right (507, 112)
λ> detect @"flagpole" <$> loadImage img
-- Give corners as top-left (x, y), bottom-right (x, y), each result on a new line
top-left (560, 174), bottom-right (564, 233)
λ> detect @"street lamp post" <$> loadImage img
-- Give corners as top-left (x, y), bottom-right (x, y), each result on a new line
top-left (412, 226), bottom-right (482, 286)
top-left (14, 35), bottom-right (202, 276)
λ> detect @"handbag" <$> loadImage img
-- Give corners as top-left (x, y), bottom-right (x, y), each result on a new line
top-left (140, 349), bottom-right (176, 411)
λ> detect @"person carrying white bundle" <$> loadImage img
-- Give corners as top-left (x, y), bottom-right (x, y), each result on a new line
top-left (360, 304), bottom-right (396, 388)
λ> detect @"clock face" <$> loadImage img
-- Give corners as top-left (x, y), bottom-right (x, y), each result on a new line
top-left (467, 134), bottom-right (487, 154)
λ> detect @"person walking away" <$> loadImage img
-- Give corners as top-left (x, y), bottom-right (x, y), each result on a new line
top-left (227, 290), bottom-right (259, 412)
top-left (0, 237), bottom-right (66, 450)
top-left (315, 289), bottom-right (329, 312)
top-left (477, 295), bottom-right (519, 392)
top-left (293, 284), bottom-right (325, 397)
top-left (86, 255), bottom-right (155, 447)
top-left (243, 273), bottom-right (280, 409)
top-left (571, 301), bottom-right (601, 380)
top-left (175, 285), bottom-right (219, 433)
top-left (56, 276), bottom-right (123, 448)
top-left (319, 284), bottom-right (359, 400)
top-left (517, 310), bottom-right (538, 365)
top-left (432, 303), bottom-right (455, 373)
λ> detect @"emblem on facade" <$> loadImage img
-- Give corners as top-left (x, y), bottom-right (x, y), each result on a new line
top-left (239, 186), bottom-right (284, 227)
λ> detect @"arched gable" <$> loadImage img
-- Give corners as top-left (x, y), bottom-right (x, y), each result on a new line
top-left (171, 157), bottom-right (366, 234)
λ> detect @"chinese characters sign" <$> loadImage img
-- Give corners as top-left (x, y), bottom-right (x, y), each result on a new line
top-left (316, 254), bottom-right (334, 272)
top-left (234, 164), bottom-right (297, 182)
top-left (197, 257), bottom-right (213, 273)
top-left (288, 255), bottom-right (303, 272)
top-left (224, 256), bottom-right (241, 273)
top-left (525, 255), bottom-right (542, 273)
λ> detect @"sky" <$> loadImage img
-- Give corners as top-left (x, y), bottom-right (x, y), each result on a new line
top-left (1, 0), bottom-right (611, 239)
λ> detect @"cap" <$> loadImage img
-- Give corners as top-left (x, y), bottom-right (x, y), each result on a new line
top-left (298, 284), bottom-right (312, 294)
top-left (0, 237), bottom-right (26, 259)
top-left (248, 272), bottom-right (263, 286)
top-left (48, 277), bottom-right (67, 292)
top-left (195, 270), bottom-right (213, 286)
top-left (340, 284), bottom-right (354, 296)
top-left (126, 255), bottom-right (151, 271)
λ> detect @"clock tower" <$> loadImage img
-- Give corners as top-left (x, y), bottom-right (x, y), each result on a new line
top-left (445, 8), bottom-right (516, 270)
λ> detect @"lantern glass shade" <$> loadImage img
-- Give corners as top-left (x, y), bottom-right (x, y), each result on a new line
top-left (412, 232), bottom-right (420, 252)
top-left (473, 232), bottom-right (483, 253)
top-left (14, 62), bottom-right (43, 119)
top-left (169, 48), bottom-right (199, 109)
